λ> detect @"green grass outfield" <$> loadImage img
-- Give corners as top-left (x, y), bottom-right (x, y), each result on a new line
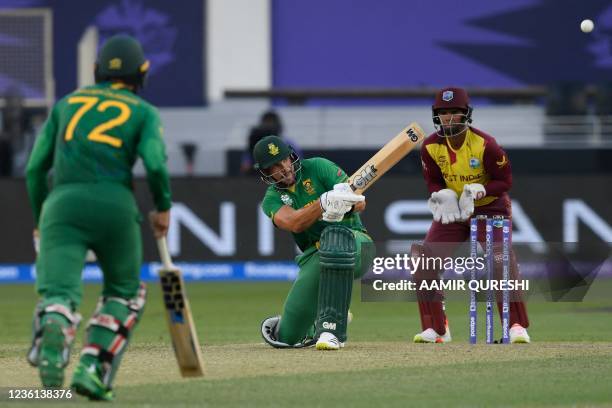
top-left (1, 281), bottom-right (611, 407)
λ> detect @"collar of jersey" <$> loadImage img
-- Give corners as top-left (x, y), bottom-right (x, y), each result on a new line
top-left (445, 127), bottom-right (472, 153)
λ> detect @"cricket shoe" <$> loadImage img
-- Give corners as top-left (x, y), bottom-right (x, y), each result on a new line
top-left (37, 319), bottom-right (68, 387)
top-left (413, 321), bottom-right (452, 343)
top-left (316, 332), bottom-right (344, 350)
top-left (261, 316), bottom-right (316, 349)
top-left (71, 362), bottom-right (114, 401)
top-left (509, 324), bottom-right (531, 344)
top-left (439, 320), bottom-right (452, 343)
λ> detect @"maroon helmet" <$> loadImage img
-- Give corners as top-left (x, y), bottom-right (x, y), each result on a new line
top-left (432, 87), bottom-right (473, 137)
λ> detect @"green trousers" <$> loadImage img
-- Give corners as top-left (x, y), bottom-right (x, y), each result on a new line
top-left (278, 229), bottom-right (374, 345)
top-left (36, 183), bottom-right (143, 306)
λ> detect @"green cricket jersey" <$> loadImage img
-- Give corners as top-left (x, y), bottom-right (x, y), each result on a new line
top-left (26, 82), bottom-right (171, 225)
top-left (261, 157), bottom-right (367, 252)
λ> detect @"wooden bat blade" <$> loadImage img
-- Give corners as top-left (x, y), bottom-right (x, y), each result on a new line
top-left (159, 267), bottom-right (204, 377)
top-left (348, 122), bottom-right (426, 194)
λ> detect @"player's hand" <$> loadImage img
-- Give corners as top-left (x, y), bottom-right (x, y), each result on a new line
top-left (459, 184), bottom-right (486, 220)
top-left (149, 210), bottom-right (170, 239)
top-left (320, 190), bottom-right (352, 222)
top-left (33, 229), bottom-right (40, 254)
top-left (320, 189), bottom-right (364, 222)
top-left (427, 195), bottom-right (440, 219)
top-left (333, 183), bottom-right (354, 193)
top-left (463, 183), bottom-right (486, 200)
top-left (334, 183), bottom-right (366, 215)
top-left (322, 211), bottom-right (345, 222)
top-left (320, 190), bottom-right (364, 213)
top-left (429, 189), bottom-right (461, 224)
top-left (352, 200), bottom-right (366, 213)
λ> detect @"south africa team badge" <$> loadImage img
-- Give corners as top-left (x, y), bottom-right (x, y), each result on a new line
top-left (302, 178), bottom-right (315, 195)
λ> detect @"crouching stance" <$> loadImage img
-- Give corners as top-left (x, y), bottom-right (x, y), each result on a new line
top-left (25, 35), bottom-right (171, 399)
top-left (254, 136), bottom-right (374, 350)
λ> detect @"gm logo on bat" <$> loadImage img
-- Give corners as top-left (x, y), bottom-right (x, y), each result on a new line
top-left (353, 165), bottom-right (378, 189)
top-left (406, 128), bottom-right (419, 142)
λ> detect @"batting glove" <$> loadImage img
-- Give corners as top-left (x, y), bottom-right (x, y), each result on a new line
top-left (320, 189), bottom-right (364, 222)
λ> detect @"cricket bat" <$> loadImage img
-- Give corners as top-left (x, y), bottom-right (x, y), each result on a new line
top-left (156, 237), bottom-right (204, 377)
top-left (348, 122), bottom-right (426, 194)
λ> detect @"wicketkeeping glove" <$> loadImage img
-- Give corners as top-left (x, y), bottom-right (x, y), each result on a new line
top-left (428, 189), bottom-right (461, 224)
top-left (458, 183), bottom-right (486, 220)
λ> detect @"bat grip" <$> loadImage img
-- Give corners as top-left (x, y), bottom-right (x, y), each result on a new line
top-left (156, 237), bottom-right (174, 269)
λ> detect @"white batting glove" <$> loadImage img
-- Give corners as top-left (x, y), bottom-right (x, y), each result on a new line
top-left (322, 211), bottom-right (345, 222)
top-left (333, 182), bottom-right (354, 193)
top-left (428, 189), bottom-right (461, 224)
top-left (320, 189), bottom-right (365, 222)
top-left (459, 183), bottom-right (486, 221)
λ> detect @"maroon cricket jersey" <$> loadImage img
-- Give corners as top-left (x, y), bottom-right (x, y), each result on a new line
top-left (420, 127), bottom-right (512, 215)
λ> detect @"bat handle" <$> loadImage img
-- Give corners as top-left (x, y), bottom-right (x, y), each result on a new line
top-left (156, 237), bottom-right (174, 269)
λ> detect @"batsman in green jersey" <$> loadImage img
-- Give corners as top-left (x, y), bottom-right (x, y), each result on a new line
top-left (25, 35), bottom-right (171, 400)
top-left (256, 136), bottom-right (375, 350)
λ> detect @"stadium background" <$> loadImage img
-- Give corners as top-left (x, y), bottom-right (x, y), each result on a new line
top-left (0, 0), bottom-right (610, 283)
top-left (0, 2), bottom-right (611, 405)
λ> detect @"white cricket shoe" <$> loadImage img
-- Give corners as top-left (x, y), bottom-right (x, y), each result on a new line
top-left (413, 328), bottom-right (439, 343)
top-left (413, 320), bottom-right (452, 343)
top-left (509, 324), bottom-right (531, 343)
top-left (316, 332), bottom-right (344, 350)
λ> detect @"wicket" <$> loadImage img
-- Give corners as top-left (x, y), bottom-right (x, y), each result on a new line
top-left (469, 215), bottom-right (511, 344)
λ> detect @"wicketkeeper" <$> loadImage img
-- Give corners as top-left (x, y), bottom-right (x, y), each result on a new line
top-left (413, 87), bottom-right (530, 343)
top-left (255, 136), bottom-right (375, 350)
top-left (25, 35), bottom-right (171, 399)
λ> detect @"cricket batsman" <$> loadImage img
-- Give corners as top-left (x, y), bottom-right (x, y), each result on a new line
top-left (255, 135), bottom-right (374, 350)
top-left (413, 87), bottom-right (531, 343)
top-left (25, 35), bottom-right (171, 399)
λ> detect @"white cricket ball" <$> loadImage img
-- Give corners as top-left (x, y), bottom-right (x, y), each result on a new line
top-left (581, 19), bottom-right (594, 33)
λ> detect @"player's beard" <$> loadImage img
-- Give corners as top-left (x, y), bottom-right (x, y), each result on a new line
top-left (277, 169), bottom-right (296, 188)
top-left (441, 123), bottom-right (467, 137)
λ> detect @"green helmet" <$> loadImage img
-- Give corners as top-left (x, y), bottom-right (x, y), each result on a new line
top-left (252, 135), bottom-right (292, 170)
top-left (95, 34), bottom-right (150, 89)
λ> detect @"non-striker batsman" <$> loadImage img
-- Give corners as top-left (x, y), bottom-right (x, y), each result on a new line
top-left (25, 34), bottom-right (171, 399)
